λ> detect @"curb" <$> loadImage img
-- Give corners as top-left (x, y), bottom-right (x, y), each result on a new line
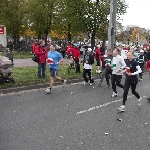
top-left (0, 77), bottom-right (100, 95)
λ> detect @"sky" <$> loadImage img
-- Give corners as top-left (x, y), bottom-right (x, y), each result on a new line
top-left (121, 0), bottom-right (150, 29)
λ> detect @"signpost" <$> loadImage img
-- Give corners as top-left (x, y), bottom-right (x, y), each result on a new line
top-left (0, 25), bottom-right (7, 47)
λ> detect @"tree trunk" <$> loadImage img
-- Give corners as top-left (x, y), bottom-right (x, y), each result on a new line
top-left (68, 24), bottom-right (71, 42)
top-left (44, 30), bottom-right (48, 46)
top-left (91, 32), bottom-right (95, 50)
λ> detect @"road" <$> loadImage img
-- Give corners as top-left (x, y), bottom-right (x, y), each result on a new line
top-left (0, 74), bottom-right (150, 150)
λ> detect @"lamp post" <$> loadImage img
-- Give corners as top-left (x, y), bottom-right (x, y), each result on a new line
top-left (108, 0), bottom-right (117, 51)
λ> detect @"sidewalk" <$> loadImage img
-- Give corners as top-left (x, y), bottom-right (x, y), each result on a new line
top-left (13, 58), bottom-right (82, 67)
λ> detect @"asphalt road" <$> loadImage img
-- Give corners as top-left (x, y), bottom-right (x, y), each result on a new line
top-left (0, 74), bottom-right (150, 150)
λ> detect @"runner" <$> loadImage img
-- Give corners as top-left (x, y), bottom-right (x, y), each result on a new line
top-left (104, 49), bottom-right (113, 88)
top-left (117, 51), bottom-right (142, 112)
top-left (82, 48), bottom-right (95, 85)
top-left (111, 48), bottom-right (126, 97)
top-left (45, 43), bottom-right (67, 94)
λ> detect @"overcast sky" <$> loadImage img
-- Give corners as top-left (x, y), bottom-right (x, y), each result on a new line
top-left (121, 0), bottom-right (150, 29)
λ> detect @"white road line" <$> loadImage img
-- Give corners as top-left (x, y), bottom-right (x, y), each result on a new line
top-left (76, 96), bottom-right (133, 115)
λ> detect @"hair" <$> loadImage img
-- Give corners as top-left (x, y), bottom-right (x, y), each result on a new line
top-left (51, 43), bottom-right (56, 48)
top-left (107, 49), bottom-right (112, 52)
top-left (115, 48), bottom-right (121, 54)
top-left (128, 50), bottom-right (134, 56)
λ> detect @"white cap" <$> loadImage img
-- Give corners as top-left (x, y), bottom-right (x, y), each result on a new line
top-left (88, 48), bottom-right (92, 52)
top-left (140, 50), bottom-right (144, 53)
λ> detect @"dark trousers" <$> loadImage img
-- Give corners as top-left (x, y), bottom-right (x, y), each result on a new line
top-left (62, 51), bottom-right (65, 58)
top-left (139, 64), bottom-right (144, 79)
top-left (123, 77), bottom-right (140, 105)
top-left (111, 74), bottom-right (124, 93)
top-left (83, 69), bottom-right (92, 83)
top-left (38, 63), bottom-right (46, 77)
top-left (105, 69), bottom-right (112, 86)
top-left (75, 60), bottom-right (81, 73)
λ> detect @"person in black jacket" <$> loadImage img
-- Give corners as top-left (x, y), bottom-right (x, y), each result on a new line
top-left (82, 48), bottom-right (94, 85)
top-left (117, 51), bottom-right (142, 112)
top-left (138, 50), bottom-right (146, 80)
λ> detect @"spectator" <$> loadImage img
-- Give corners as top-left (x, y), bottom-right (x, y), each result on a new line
top-left (35, 40), bottom-right (48, 78)
top-left (95, 45), bottom-right (102, 73)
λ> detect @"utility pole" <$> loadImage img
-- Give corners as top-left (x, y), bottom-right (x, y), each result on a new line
top-left (108, 0), bottom-right (117, 51)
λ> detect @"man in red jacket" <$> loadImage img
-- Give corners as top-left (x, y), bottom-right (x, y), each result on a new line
top-left (35, 40), bottom-right (48, 78)
top-left (72, 45), bottom-right (81, 73)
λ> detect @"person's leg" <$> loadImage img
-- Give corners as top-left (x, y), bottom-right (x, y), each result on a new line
top-left (117, 78), bottom-right (130, 111)
top-left (38, 63), bottom-right (42, 77)
top-left (122, 78), bottom-right (130, 105)
top-left (83, 69), bottom-right (88, 83)
top-left (100, 68), bottom-right (106, 83)
top-left (116, 75), bottom-right (124, 89)
top-left (130, 78), bottom-right (140, 99)
top-left (130, 78), bottom-right (141, 105)
top-left (88, 69), bottom-right (92, 83)
top-left (111, 74), bottom-right (117, 93)
top-left (105, 69), bottom-right (111, 87)
top-left (42, 63), bottom-right (46, 77)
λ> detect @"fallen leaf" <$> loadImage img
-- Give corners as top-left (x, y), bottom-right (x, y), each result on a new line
top-left (22, 98), bottom-right (24, 100)
top-left (105, 133), bottom-right (108, 135)
top-left (117, 118), bottom-right (122, 121)
top-left (93, 87), bottom-right (94, 88)
top-left (145, 123), bottom-right (148, 125)
top-left (60, 136), bottom-right (63, 138)
top-left (71, 92), bottom-right (74, 94)
top-left (0, 92), bottom-right (3, 96)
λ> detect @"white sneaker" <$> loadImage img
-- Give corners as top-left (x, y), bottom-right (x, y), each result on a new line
top-left (111, 92), bottom-right (118, 97)
top-left (117, 105), bottom-right (125, 112)
top-left (89, 82), bottom-right (95, 85)
top-left (84, 81), bottom-right (88, 85)
top-left (62, 79), bottom-right (67, 85)
top-left (138, 97), bottom-right (142, 106)
top-left (45, 88), bottom-right (51, 93)
top-left (96, 70), bottom-right (102, 73)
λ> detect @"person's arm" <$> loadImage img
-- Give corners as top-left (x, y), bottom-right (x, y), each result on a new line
top-left (120, 56), bottom-right (126, 69)
top-left (56, 52), bottom-right (63, 64)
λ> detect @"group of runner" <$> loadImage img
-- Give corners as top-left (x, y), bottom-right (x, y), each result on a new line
top-left (44, 42), bottom-right (150, 112)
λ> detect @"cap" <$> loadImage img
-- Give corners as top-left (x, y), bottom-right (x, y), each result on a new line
top-left (140, 50), bottom-right (144, 53)
top-left (88, 48), bottom-right (92, 52)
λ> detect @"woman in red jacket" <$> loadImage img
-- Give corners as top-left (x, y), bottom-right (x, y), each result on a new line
top-left (95, 45), bottom-right (102, 73)
top-left (35, 40), bottom-right (48, 78)
top-left (72, 46), bottom-right (81, 73)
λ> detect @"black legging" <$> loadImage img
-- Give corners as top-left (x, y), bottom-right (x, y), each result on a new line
top-left (111, 74), bottom-right (124, 93)
top-left (123, 77), bottom-right (140, 105)
top-left (83, 69), bottom-right (92, 83)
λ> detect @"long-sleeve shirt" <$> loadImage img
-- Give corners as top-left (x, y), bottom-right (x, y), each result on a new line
top-left (112, 55), bottom-right (126, 75)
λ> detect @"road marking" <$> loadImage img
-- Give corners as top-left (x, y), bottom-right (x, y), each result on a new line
top-left (76, 96), bottom-right (133, 115)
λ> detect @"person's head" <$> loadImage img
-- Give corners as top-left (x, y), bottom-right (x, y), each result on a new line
top-left (127, 51), bottom-right (134, 61)
top-left (113, 48), bottom-right (120, 56)
top-left (107, 49), bottom-right (112, 56)
top-left (39, 40), bottom-right (45, 46)
top-left (140, 49), bottom-right (144, 55)
top-left (87, 48), bottom-right (92, 55)
top-left (50, 43), bottom-right (56, 51)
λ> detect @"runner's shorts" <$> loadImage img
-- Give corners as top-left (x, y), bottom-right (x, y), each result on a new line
top-left (50, 68), bottom-right (58, 77)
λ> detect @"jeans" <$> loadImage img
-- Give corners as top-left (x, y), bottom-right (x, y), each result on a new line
top-left (105, 69), bottom-right (112, 86)
top-left (75, 60), bottom-right (81, 73)
top-left (38, 63), bottom-right (46, 77)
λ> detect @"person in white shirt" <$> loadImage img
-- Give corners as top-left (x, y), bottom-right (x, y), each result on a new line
top-left (111, 48), bottom-right (126, 97)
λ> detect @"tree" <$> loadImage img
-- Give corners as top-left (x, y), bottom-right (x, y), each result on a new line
top-left (0, 0), bottom-right (26, 47)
